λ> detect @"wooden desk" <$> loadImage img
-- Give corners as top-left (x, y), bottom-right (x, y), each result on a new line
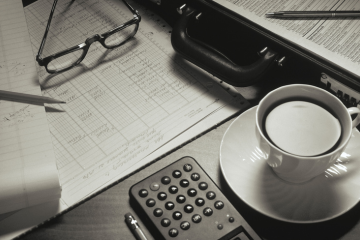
top-left (18, 111), bottom-right (360, 240)
top-left (18, 1), bottom-right (360, 239)
top-left (18, 84), bottom-right (360, 240)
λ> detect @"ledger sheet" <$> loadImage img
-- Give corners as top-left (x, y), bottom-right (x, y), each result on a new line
top-left (215, 0), bottom-right (360, 78)
top-left (24, 0), bottom-right (244, 207)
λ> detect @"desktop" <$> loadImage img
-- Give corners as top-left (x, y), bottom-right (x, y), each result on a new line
top-left (9, 0), bottom-right (360, 240)
top-left (18, 108), bottom-right (360, 240)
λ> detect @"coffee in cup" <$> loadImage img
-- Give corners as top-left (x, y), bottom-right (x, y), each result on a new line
top-left (265, 100), bottom-right (341, 157)
top-left (255, 84), bottom-right (360, 183)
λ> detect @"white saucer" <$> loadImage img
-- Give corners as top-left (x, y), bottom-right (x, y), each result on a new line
top-left (220, 106), bottom-right (360, 223)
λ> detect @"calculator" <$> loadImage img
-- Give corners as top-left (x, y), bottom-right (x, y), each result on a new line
top-left (129, 156), bottom-right (261, 240)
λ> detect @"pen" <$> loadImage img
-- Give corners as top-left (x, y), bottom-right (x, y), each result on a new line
top-left (266, 11), bottom-right (360, 18)
top-left (0, 89), bottom-right (65, 104)
top-left (125, 213), bottom-right (148, 240)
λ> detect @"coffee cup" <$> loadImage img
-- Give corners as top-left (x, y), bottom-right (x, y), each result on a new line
top-left (255, 84), bottom-right (360, 183)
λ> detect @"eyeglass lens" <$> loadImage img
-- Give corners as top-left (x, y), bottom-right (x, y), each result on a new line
top-left (48, 49), bottom-right (84, 72)
top-left (104, 24), bottom-right (137, 47)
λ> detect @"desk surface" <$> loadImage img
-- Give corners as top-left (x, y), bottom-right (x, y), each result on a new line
top-left (17, 1), bottom-right (360, 239)
top-left (19, 90), bottom-right (360, 240)
top-left (18, 111), bottom-right (360, 240)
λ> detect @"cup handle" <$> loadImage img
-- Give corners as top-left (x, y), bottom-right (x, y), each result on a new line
top-left (347, 107), bottom-right (360, 128)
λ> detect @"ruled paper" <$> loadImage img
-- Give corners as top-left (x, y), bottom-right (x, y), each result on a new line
top-left (0, 0), bottom-right (61, 214)
top-left (23, 0), bottom-right (245, 206)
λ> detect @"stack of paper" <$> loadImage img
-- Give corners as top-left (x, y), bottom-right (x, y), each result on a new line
top-left (0, 0), bottom-right (61, 215)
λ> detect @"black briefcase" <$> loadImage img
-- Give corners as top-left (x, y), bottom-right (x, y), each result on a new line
top-left (141, 0), bottom-right (360, 95)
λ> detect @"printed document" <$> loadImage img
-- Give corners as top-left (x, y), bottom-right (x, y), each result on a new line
top-left (0, 0), bottom-right (61, 215)
top-left (215, 0), bottom-right (360, 78)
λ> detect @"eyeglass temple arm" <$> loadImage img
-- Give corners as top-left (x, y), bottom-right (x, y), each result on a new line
top-left (122, 0), bottom-right (140, 18)
top-left (36, 0), bottom-right (59, 64)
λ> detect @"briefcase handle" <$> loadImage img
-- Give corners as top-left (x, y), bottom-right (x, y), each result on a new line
top-left (171, 5), bottom-right (278, 87)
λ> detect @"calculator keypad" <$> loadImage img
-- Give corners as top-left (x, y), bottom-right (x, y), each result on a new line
top-left (130, 157), bottom-right (260, 240)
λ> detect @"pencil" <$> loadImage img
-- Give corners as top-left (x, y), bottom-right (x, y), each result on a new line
top-left (266, 11), bottom-right (360, 18)
top-left (0, 90), bottom-right (66, 104)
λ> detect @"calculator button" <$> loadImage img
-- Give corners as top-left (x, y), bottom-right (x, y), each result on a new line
top-left (139, 189), bottom-right (148, 198)
top-left (198, 182), bottom-right (208, 190)
top-left (168, 185), bottom-right (178, 194)
top-left (183, 164), bottom-right (192, 172)
top-left (176, 195), bottom-right (186, 204)
top-left (161, 176), bottom-right (171, 185)
top-left (157, 192), bottom-right (167, 201)
top-left (172, 211), bottom-right (182, 220)
top-left (187, 188), bottom-right (197, 197)
top-left (180, 179), bottom-right (189, 188)
top-left (180, 221), bottom-right (191, 230)
top-left (184, 204), bottom-right (194, 213)
top-left (192, 214), bottom-right (202, 223)
top-left (229, 217), bottom-right (235, 223)
top-left (169, 228), bottom-right (179, 237)
top-left (214, 200), bottom-right (224, 209)
top-left (206, 191), bottom-right (216, 200)
top-left (165, 201), bottom-right (175, 210)
top-left (203, 207), bottom-right (213, 216)
top-left (195, 198), bottom-right (205, 207)
top-left (172, 170), bottom-right (182, 178)
top-left (161, 218), bottom-right (171, 227)
top-left (146, 198), bottom-right (156, 207)
top-left (150, 182), bottom-right (160, 191)
top-left (191, 173), bottom-right (200, 181)
top-left (154, 208), bottom-right (163, 217)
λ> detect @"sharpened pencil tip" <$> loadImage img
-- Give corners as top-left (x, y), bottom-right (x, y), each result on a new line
top-left (265, 12), bottom-right (274, 17)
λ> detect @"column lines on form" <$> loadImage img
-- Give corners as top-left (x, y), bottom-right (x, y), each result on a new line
top-left (63, 91), bottom-right (216, 196)
top-left (49, 123), bottom-right (84, 170)
top-left (127, 40), bottom-right (171, 114)
top-left (47, 92), bottom-right (108, 161)
top-left (77, 73), bottom-right (128, 141)
top-left (114, 44), bottom-right (164, 120)
top-left (136, 39), bottom-right (189, 106)
top-left (96, 47), bottom-right (150, 127)
top-left (139, 26), bottom-right (210, 93)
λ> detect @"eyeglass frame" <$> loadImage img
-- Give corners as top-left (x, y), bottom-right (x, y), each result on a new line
top-left (36, 0), bottom-right (141, 74)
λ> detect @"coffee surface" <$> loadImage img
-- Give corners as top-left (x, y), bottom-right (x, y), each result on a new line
top-left (265, 101), bottom-right (341, 156)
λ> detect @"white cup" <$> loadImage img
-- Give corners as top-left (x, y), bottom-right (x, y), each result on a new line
top-left (255, 84), bottom-right (360, 183)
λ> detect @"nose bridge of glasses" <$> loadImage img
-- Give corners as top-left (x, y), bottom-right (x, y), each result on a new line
top-left (85, 34), bottom-right (103, 45)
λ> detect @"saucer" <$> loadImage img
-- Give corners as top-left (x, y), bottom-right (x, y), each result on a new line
top-left (220, 106), bottom-right (360, 223)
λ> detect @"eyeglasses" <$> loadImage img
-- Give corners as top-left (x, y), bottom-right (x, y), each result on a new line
top-left (36, 0), bottom-right (141, 74)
